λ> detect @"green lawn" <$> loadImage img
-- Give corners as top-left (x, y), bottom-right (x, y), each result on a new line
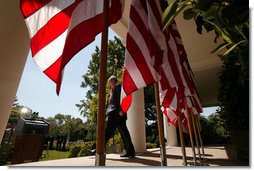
top-left (39, 150), bottom-right (70, 161)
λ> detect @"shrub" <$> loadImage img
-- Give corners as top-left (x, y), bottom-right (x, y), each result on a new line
top-left (68, 145), bottom-right (82, 158)
top-left (146, 142), bottom-right (157, 149)
top-left (79, 141), bottom-right (95, 157)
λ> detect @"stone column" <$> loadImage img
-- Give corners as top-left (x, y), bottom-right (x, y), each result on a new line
top-left (0, 1), bottom-right (30, 142)
top-left (164, 115), bottom-right (178, 146)
top-left (126, 89), bottom-right (146, 153)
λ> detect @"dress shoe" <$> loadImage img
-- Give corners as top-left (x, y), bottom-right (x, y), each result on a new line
top-left (120, 152), bottom-right (135, 158)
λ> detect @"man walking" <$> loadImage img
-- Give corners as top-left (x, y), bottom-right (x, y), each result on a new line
top-left (105, 76), bottom-right (135, 157)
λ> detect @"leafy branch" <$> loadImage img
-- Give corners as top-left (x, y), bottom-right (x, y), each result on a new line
top-left (162, 0), bottom-right (248, 59)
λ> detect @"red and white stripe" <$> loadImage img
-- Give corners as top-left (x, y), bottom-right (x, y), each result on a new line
top-left (121, 0), bottom-right (202, 126)
top-left (169, 22), bottom-right (203, 114)
top-left (121, 0), bottom-right (177, 111)
top-left (20, 0), bottom-right (124, 94)
top-left (121, 0), bottom-right (162, 112)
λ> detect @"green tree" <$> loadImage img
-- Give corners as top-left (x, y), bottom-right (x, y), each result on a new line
top-left (64, 116), bottom-right (86, 142)
top-left (47, 117), bottom-right (59, 137)
top-left (144, 85), bottom-right (157, 126)
top-left (84, 122), bottom-right (97, 141)
top-left (207, 112), bottom-right (228, 137)
top-left (76, 36), bottom-right (125, 124)
top-left (12, 96), bottom-right (20, 109)
top-left (199, 114), bottom-right (229, 145)
top-left (8, 109), bottom-right (20, 125)
top-left (8, 97), bottom-right (21, 125)
top-left (144, 85), bottom-right (159, 144)
top-left (47, 114), bottom-right (86, 142)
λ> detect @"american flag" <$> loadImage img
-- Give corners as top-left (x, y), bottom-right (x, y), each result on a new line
top-left (121, 0), bottom-right (165, 112)
top-left (20, 0), bottom-right (124, 94)
top-left (121, 0), bottom-right (202, 125)
top-left (161, 21), bottom-right (203, 122)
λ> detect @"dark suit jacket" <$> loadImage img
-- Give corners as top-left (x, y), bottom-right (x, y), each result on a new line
top-left (106, 83), bottom-right (127, 120)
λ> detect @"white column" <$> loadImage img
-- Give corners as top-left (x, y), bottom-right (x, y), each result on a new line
top-left (164, 115), bottom-right (178, 146)
top-left (0, 1), bottom-right (30, 142)
top-left (126, 89), bottom-right (146, 153)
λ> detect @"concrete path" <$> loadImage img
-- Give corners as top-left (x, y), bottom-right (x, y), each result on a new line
top-left (11, 145), bottom-right (249, 167)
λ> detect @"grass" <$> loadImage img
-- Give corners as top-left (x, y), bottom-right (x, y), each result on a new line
top-left (0, 150), bottom-right (70, 165)
top-left (39, 150), bottom-right (70, 161)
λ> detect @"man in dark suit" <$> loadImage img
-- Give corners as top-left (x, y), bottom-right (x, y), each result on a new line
top-left (105, 76), bottom-right (135, 157)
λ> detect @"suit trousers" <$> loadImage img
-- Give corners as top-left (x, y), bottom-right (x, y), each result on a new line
top-left (105, 114), bottom-right (135, 154)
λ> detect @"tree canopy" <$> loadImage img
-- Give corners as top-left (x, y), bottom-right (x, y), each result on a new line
top-left (76, 36), bottom-right (125, 124)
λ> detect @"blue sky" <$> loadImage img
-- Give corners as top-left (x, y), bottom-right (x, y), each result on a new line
top-left (16, 28), bottom-right (217, 121)
top-left (16, 28), bottom-right (116, 120)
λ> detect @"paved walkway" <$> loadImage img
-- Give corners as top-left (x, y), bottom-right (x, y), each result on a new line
top-left (11, 145), bottom-right (249, 167)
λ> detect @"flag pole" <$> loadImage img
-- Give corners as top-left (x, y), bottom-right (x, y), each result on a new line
top-left (195, 114), bottom-right (205, 155)
top-left (184, 99), bottom-right (197, 165)
top-left (177, 109), bottom-right (187, 166)
top-left (190, 110), bottom-right (201, 161)
top-left (95, 0), bottom-right (109, 166)
top-left (154, 83), bottom-right (167, 166)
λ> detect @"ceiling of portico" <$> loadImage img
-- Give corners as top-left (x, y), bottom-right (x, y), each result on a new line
top-left (111, 0), bottom-right (222, 107)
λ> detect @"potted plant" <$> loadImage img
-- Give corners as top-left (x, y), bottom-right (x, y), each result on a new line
top-left (217, 52), bottom-right (249, 161)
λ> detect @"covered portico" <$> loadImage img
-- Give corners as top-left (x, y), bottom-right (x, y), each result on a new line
top-left (0, 0), bottom-right (221, 154)
top-left (110, 0), bottom-right (221, 151)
